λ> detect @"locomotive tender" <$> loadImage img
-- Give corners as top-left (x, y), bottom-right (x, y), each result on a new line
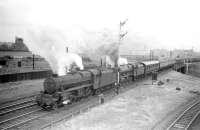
top-left (36, 59), bottom-right (178, 109)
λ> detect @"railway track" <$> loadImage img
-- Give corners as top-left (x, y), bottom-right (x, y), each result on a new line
top-left (0, 97), bottom-right (36, 116)
top-left (167, 100), bottom-right (200, 130)
top-left (0, 81), bottom-right (137, 129)
top-left (0, 95), bottom-right (48, 130)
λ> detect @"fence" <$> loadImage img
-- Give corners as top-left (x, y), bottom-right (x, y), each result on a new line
top-left (40, 101), bottom-right (100, 130)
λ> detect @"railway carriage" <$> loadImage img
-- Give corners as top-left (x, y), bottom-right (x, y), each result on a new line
top-left (159, 59), bottom-right (176, 70)
top-left (140, 61), bottom-right (160, 76)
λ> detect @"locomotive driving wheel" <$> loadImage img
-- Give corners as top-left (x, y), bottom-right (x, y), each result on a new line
top-left (95, 88), bottom-right (101, 95)
top-left (36, 100), bottom-right (41, 106)
top-left (52, 102), bottom-right (58, 110)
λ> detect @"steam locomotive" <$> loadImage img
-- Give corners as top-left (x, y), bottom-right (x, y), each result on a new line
top-left (36, 59), bottom-right (178, 109)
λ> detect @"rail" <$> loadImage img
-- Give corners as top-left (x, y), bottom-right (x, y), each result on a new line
top-left (0, 94), bottom-right (42, 130)
top-left (167, 100), bottom-right (200, 130)
top-left (0, 109), bottom-right (44, 130)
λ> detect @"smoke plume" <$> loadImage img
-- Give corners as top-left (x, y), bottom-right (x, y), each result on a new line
top-left (23, 26), bottom-right (120, 75)
top-left (58, 53), bottom-right (84, 76)
top-left (118, 57), bottom-right (128, 65)
top-left (103, 56), bottom-right (128, 67)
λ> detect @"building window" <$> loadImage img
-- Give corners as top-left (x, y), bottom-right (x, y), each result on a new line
top-left (0, 60), bottom-right (6, 66)
top-left (18, 61), bottom-right (21, 67)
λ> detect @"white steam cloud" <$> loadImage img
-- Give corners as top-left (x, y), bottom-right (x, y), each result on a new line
top-left (58, 53), bottom-right (84, 76)
top-left (118, 57), bottom-right (128, 65)
top-left (103, 56), bottom-right (128, 67)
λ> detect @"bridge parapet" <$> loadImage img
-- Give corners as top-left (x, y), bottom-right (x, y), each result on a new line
top-left (173, 59), bottom-right (186, 73)
top-left (173, 57), bottom-right (200, 74)
top-left (173, 62), bottom-right (185, 70)
top-left (187, 57), bottom-right (200, 63)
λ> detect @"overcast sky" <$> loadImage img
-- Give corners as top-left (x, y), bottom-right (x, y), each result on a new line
top-left (1, 0), bottom-right (200, 52)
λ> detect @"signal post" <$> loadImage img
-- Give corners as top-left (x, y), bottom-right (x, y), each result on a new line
top-left (115, 19), bottom-right (128, 95)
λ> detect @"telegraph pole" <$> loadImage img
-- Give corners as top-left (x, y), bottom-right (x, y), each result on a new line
top-left (116, 19), bottom-right (128, 95)
top-left (150, 50), bottom-right (151, 61)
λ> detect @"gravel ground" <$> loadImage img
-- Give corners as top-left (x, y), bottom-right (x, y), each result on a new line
top-left (0, 79), bottom-right (44, 104)
top-left (52, 70), bottom-right (200, 130)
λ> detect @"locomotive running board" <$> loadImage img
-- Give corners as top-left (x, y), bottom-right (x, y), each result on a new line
top-left (66, 84), bottom-right (92, 92)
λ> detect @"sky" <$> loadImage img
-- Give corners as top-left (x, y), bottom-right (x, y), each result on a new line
top-left (1, 0), bottom-right (200, 52)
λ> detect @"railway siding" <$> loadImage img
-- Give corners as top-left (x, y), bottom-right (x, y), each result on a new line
top-left (0, 94), bottom-right (49, 130)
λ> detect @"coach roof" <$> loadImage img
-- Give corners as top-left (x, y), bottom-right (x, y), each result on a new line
top-left (140, 61), bottom-right (160, 66)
